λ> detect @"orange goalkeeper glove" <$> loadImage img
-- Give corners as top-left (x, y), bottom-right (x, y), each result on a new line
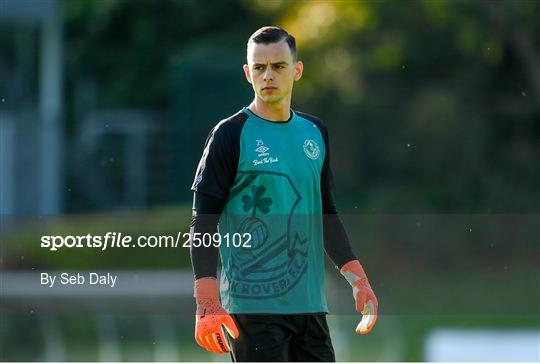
top-left (194, 277), bottom-right (239, 354)
top-left (340, 260), bottom-right (379, 334)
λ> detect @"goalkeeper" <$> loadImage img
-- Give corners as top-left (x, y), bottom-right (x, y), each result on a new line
top-left (190, 26), bottom-right (378, 362)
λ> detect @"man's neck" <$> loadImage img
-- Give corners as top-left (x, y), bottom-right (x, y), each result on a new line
top-left (248, 97), bottom-right (291, 122)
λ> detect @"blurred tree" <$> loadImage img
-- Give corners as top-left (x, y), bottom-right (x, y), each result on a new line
top-left (64, 0), bottom-right (262, 118)
top-left (265, 0), bottom-right (539, 213)
top-left (61, 0), bottom-right (539, 212)
top-left (62, 0), bottom-right (265, 208)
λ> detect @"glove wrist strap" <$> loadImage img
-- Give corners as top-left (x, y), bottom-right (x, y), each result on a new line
top-left (340, 259), bottom-right (368, 286)
top-left (194, 277), bottom-right (220, 301)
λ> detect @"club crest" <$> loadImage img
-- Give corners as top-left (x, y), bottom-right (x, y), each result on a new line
top-left (303, 139), bottom-right (320, 160)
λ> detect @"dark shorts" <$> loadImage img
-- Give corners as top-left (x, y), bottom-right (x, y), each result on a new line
top-left (226, 313), bottom-right (335, 362)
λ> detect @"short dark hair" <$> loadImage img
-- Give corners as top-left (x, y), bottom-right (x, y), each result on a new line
top-left (247, 26), bottom-right (297, 61)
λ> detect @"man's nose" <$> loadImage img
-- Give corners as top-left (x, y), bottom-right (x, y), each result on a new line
top-left (263, 67), bottom-right (274, 81)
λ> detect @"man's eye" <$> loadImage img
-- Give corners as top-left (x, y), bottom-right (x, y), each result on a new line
top-left (275, 65), bottom-right (285, 69)
top-left (254, 66), bottom-right (263, 70)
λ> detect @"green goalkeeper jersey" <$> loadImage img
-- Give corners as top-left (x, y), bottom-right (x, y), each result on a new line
top-left (192, 107), bottom-right (334, 313)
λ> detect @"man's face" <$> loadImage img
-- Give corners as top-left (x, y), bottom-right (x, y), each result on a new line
top-left (243, 39), bottom-right (303, 104)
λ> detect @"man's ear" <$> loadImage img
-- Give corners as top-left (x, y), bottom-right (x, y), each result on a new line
top-left (294, 61), bottom-right (303, 81)
top-left (243, 64), bottom-right (252, 84)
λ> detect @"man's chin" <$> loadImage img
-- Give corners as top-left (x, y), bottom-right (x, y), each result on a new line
top-left (258, 94), bottom-right (283, 104)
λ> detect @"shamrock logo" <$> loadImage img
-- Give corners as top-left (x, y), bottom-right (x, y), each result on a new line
top-left (242, 185), bottom-right (272, 216)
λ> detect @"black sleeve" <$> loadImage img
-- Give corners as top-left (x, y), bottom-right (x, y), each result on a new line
top-left (190, 191), bottom-right (226, 279)
top-left (322, 192), bottom-right (357, 270)
top-left (319, 122), bottom-right (358, 269)
top-left (190, 112), bottom-right (247, 278)
top-left (191, 112), bottom-right (247, 200)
